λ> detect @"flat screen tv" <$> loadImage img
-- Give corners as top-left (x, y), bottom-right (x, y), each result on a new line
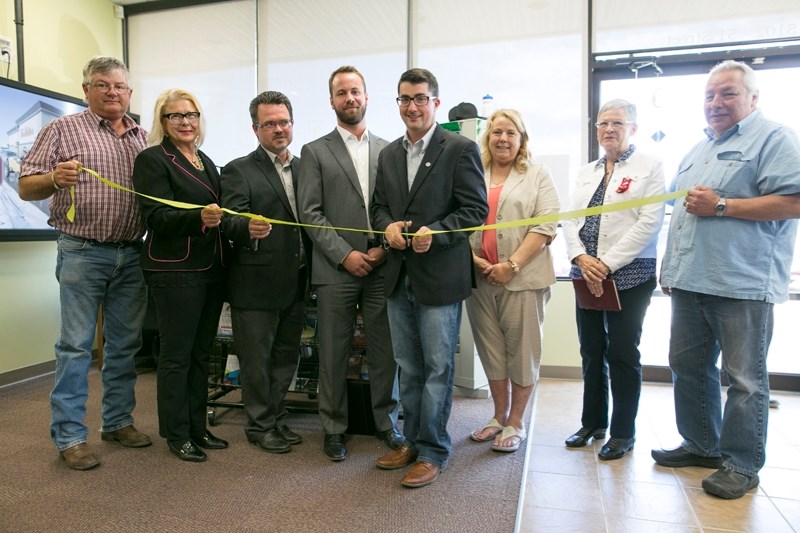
top-left (0, 78), bottom-right (87, 241)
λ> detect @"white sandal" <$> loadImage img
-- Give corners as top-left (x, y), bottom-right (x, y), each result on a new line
top-left (492, 425), bottom-right (527, 453)
top-left (470, 418), bottom-right (504, 442)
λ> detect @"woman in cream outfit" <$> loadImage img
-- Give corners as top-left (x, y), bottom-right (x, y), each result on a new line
top-left (466, 109), bottom-right (560, 452)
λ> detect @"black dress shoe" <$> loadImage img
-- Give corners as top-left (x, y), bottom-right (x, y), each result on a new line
top-left (702, 466), bottom-right (760, 499)
top-left (323, 433), bottom-right (347, 461)
top-left (168, 440), bottom-right (207, 462)
top-left (376, 427), bottom-right (405, 450)
top-left (276, 424), bottom-right (302, 445)
top-left (191, 431), bottom-right (229, 450)
top-left (253, 429), bottom-right (291, 454)
top-left (651, 446), bottom-right (722, 468)
top-left (565, 427), bottom-right (607, 448)
top-left (598, 437), bottom-right (635, 461)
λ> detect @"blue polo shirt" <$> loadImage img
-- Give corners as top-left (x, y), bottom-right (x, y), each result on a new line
top-left (660, 109), bottom-right (800, 303)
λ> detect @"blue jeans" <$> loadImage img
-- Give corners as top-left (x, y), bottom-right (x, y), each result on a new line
top-left (669, 289), bottom-right (772, 476)
top-left (387, 275), bottom-right (461, 468)
top-left (51, 235), bottom-right (147, 451)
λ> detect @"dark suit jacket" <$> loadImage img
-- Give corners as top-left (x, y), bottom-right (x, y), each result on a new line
top-left (371, 124), bottom-right (488, 306)
top-left (297, 128), bottom-right (388, 285)
top-left (132, 138), bottom-right (230, 271)
top-left (220, 146), bottom-right (310, 310)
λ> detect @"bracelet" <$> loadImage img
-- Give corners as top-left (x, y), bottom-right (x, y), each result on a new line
top-left (507, 259), bottom-right (520, 274)
top-left (51, 172), bottom-right (63, 191)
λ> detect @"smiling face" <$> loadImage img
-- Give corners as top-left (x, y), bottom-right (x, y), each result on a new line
top-left (596, 107), bottom-right (636, 161)
top-left (82, 69), bottom-right (131, 122)
top-left (331, 71), bottom-right (368, 127)
top-left (488, 116), bottom-right (521, 167)
top-left (704, 69), bottom-right (758, 136)
top-left (162, 99), bottom-right (201, 149)
top-left (398, 81), bottom-right (439, 143)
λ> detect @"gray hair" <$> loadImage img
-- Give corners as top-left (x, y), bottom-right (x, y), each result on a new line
top-left (708, 60), bottom-right (759, 97)
top-left (598, 99), bottom-right (637, 123)
top-left (81, 56), bottom-right (130, 86)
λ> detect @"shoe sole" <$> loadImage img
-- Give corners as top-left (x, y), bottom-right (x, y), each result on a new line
top-left (702, 476), bottom-right (759, 499)
top-left (100, 433), bottom-right (152, 448)
top-left (401, 474), bottom-right (439, 488)
top-left (60, 454), bottom-right (100, 470)
top-left (565, 431), bottom-right (606, 448)
top-left (377, 459), bottom-right (416, 470)
top-left (651, 451), bottom-right (722, 469)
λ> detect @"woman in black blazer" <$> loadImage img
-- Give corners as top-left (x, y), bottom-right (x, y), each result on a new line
top-left (132, 89), bottom-right (231, 462)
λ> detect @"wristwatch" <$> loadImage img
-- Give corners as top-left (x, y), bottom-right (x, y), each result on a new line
top-left (715, 197), bottom-right (727, 217)
top-left (507, 259), bottom-right (520, 274)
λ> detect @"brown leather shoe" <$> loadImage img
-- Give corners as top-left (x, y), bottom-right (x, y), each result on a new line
top-left (100, 425), bottom-right (152, 448)
top-left (376, 443), bottom-right (417, 470)
top-left (60, 443), bottom-right (100, 470)
top-left (401, 461), bottom-right (440, 488)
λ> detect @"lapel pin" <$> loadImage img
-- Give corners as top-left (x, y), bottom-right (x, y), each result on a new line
top-left (425, 162), bottom-right (431, 167)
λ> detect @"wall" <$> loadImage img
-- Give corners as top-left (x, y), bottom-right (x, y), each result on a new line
top-left (0, 0), bottom-right (123, 379)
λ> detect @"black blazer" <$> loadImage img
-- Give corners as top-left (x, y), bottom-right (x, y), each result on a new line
top-left (132, 138), bottom-right (230, 272)
top-left (371, 125), bottom-right (488, 306)
top-left (221, 147), bottom-right (311, 310)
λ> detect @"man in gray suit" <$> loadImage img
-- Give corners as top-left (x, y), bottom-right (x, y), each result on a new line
top-left (298, 66), bottom-right (401, 462)
top-left (221, 91), bottom-right (310, 454)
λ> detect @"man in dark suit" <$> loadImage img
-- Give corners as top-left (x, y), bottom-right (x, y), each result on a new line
top-left (220, 91), bottom-right (310, 454)
top-left (370, 68), bottom-right (488, 488)
top-left (298, 66), bottom-right (401, 462)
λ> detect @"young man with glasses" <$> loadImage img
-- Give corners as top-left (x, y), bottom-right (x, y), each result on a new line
top-left (19, 56), bottom-right (152, 470)
top-left (220, 91), bottom-right (310, 455)
top-left (371, 68), bottom-right (488, 488)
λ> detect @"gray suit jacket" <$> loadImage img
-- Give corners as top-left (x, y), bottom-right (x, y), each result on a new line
top-left (297, 129), bottom-right (388, 285)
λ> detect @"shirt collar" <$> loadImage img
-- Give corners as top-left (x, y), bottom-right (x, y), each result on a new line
top-left (261, 145), bottom-right (293, 166)
top-left (86, 108), bottom-right (140, 134)
top-left (336, 125), bottom-right (369, 144)
top-left (704, 108), bottom-right (761, 142)
top-left (403, 123), bottom-right (437, 153)
top-left (595, 144), bottom-right (636, 170)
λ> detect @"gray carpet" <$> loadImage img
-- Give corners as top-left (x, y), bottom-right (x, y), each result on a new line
top-left (0, 369), bottom-right (526, 532)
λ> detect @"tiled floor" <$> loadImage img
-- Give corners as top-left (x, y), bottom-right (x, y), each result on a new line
top-left (517, 379), bottom-right (800, 532)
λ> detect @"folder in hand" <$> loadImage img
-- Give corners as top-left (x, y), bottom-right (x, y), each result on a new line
top-left (572, 278), bottom-right (622, 312)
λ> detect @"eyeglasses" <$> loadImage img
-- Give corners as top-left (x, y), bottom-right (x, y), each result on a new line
top-left (396, 95), bottom-right (436, 107)
top-left (89, 82), bottom-right (131, 94)
top-left (162, 112), bottom-right (201, 125)
top-left (254, 119), bottom-right (293, 130)
top-left (595, 120), bottom-right (634, 130)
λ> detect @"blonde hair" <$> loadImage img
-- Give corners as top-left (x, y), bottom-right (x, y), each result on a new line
top-left (146, 88), bottom-right (205, 147)
top-left (480, 109), bottom-right (531, 174)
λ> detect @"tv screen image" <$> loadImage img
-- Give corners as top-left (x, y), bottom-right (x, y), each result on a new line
top-left (0, 78), bottom-right (86, 240)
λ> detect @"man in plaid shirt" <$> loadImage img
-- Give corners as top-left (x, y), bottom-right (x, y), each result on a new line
top-left (20, 56), bottom-right (152, 470)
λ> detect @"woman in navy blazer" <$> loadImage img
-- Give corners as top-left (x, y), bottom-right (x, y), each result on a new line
top-left (132, 89), bottom-right (231, 462)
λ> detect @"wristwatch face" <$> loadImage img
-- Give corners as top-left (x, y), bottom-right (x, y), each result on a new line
top-left (715, 198), bottom-right (727, 216)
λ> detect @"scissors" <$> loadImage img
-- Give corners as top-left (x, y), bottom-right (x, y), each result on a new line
top-left (404, 221), bottom-right (411, 249)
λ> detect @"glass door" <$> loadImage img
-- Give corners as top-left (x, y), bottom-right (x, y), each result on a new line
top-left (595, 55), bottom-right (800, 377)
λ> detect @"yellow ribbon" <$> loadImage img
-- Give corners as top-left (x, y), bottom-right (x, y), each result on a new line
top-left (76, 165), bottom-right (685, 236)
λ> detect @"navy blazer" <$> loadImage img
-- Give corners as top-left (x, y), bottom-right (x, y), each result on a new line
top-left (132, 138), bottom-right (230, 272)
top-left (371, 124), bottom-right (488, 306)
top-left (220, 147), bottom-right (311, 310)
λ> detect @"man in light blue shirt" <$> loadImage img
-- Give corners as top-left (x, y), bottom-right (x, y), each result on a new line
top-left (654, 60), bottom-right (800, 499)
